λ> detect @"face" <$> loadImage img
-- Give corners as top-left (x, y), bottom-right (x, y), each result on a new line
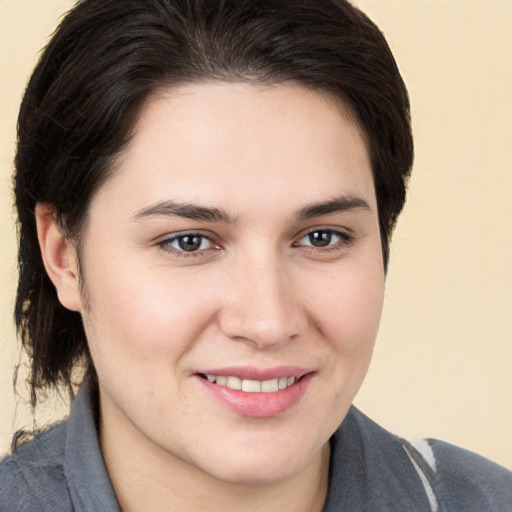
top-left (74, 83), bottom-right (384, 485)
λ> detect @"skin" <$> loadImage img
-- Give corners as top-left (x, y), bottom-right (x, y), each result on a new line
top-left (37, 82), bottom-right (385, 512)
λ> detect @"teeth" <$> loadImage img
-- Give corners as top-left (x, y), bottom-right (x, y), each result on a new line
top-left (242, 379), bottom-right (261, 392)
top-left (261, 378), bottom-right (279, 392)
top-left (204, 374), bottom-right (298, 393)
top-left (226, 376), bottom-right (242, 390)
top-left (216, 376), bottom-right (227, 386)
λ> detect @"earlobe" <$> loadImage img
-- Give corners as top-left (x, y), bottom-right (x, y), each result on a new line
top-left (35, 203), bottom-right (83, 312)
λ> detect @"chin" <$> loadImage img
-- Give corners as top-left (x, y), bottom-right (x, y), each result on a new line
top-left (196, 440), bottom-right (321, 486)
top-left (209, 460), bottom-right (303, 486)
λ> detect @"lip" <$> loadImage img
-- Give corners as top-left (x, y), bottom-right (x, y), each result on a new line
top-left (194, 366), bottom-right (314, 418)
top-left (196, 365), bottom-right (312, 381)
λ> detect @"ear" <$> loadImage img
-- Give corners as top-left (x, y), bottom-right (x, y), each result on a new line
top-left (35, 203), bottom-right (83, 312)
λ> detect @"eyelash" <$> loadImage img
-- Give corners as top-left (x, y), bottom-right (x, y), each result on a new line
top-left (158, 232), bottom-right (219, 258)
top-left (158, 228), bottom-right (353, 258)
top-left (293, 228), bottom-right (354, 252)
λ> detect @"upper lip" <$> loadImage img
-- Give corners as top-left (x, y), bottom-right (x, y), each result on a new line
top-left (195, 365), bottom-right (313, 381)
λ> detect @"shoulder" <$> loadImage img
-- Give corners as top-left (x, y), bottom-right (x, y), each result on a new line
top-left (428, 439), bottom-right (512, 511)
top-left (328, 409), bottom-right (437, 511)
top-left (341, 408), bottom-right (512, 511)
top-left (0, 423), bottom-right (73, 512)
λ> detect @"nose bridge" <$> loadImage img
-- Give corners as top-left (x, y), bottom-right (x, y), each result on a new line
top-left (219, 248), bottom-right (304, 347)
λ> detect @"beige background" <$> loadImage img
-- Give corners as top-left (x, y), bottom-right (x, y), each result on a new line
top-left (1, 0), bottom-right (511, 469)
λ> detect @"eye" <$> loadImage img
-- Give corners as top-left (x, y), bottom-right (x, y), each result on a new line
top-left (294, 229), bottom-right (352, 249)
top-left (159, 232), bottom-right (218, 255)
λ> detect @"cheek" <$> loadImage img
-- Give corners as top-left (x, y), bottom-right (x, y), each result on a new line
top-left (80, 258), bottom-right (220, 374)
top-left (305, 263), bottom-right (385, 352)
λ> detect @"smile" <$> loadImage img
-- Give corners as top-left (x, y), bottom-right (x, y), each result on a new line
top-left (196, 368), bottom-right (313, 417)
top-left (201, 374), bottom-right (297, 393)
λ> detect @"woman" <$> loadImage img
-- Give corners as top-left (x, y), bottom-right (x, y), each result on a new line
top-left (1, 1), bottom-right (511, 511)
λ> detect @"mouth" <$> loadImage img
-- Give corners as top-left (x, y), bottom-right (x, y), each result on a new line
top-left (198, 373), bottom-right (300, 393)
top-left (195, 367), bottom-right (314, 417)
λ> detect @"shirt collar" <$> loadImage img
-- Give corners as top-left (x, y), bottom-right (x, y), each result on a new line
top-left (64, 381), bottom-right (120, 512)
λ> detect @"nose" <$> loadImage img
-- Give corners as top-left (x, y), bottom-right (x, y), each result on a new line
top-left (218, 253), bottom-right (307, 349)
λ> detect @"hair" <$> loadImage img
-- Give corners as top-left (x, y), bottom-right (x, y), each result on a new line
top-left (14, 0), bottom-right (413, 406)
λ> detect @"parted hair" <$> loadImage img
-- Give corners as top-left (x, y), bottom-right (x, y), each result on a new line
top-left (14, 0), bottom-right (413, 405)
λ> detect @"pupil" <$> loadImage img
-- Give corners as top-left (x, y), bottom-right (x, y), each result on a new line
top-left (178, 235), bottom-right (201, 251)
top-left (309, 231), bottom-right (331, 247)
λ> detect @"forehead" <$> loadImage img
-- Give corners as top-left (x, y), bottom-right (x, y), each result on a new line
top-left (95, 82), bottom-right (375, 217)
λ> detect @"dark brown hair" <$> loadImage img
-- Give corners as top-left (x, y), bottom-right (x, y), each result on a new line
top-left (14, 0), bottom-right (413, 405)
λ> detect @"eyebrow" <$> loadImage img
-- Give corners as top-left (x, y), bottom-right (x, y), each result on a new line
top-left (132, 200), bottom-right (236, 223)
top-left (295, 194), bottom-right (371, 221)
top-left (132, 194), bottom-right (371, 224)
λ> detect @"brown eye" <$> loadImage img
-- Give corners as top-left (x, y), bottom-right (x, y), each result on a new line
top-left (295, 229), bottom-right (352, 250)
top-left (177, 235), bottom-right (203, 252)
top-left (307, 230), bottom-right (332, 247)
top-left (161, 233), bottom-right (214, 254)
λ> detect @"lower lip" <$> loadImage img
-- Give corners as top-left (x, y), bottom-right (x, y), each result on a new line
top-left (197, 373), bottom-right (313, 418)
